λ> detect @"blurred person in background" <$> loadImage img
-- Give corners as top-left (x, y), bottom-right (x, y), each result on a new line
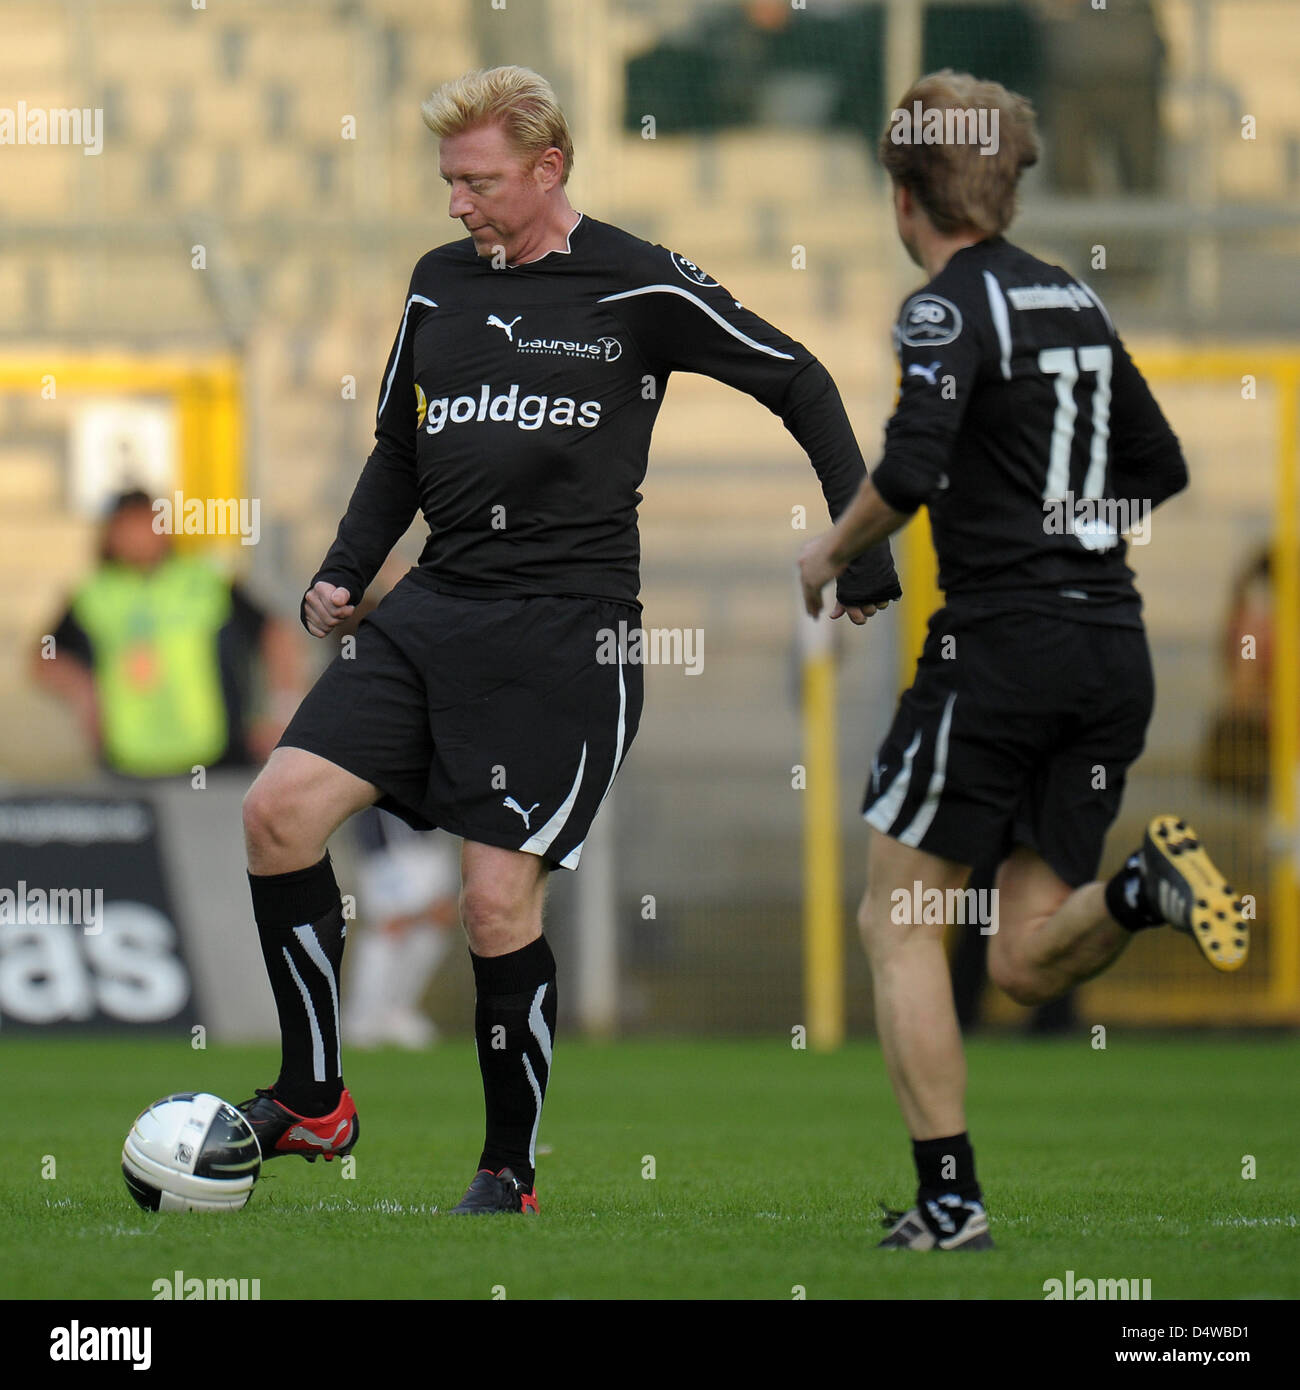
top-left (624, 0), bottom-right (880, 140)
top-left (1032, 0), bottom-right (1166, 279)
top-left (344, 809), bottom-right (459, 1049)
top-left (1034, 0), bottom-right (1165, 196)
top-left (1203, 545), bottom-right (1273, 801)
top-left (32, 488), bottom-right (303, 779)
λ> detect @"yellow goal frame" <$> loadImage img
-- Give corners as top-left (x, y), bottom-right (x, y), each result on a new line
top-left (0, 352), bottom-right (244, 555)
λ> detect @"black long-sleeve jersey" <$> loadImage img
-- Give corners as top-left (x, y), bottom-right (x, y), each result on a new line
top-left (871, 237), bottom-right (1188, 627)
top-left (307, 213), bottom-right (901, 619)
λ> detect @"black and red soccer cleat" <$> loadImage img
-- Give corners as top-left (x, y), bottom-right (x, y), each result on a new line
top-left (1139, 815), bottom-right (1249, 971)
top-left (447, 1166), bottom-right (539, 1214)
top-left (237, 1087), bottom-right (359, 1163)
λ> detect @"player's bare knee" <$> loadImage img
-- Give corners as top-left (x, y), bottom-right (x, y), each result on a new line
top-left (242, 770), bottom-right (312, 861)
top-left (241, 777), bottom-right (280, 854)
top-left (857, 888), bottom-right (917, 965)
top-left (986, 937), bottom-right (1017, 994)
top-left (856, 891), bottom-right (886, 955)
top-left (1010, 976), bottom-right (1060, 1008)
top-left (988, 946), bottom-right (1053, 1007)
top-left (459, 883), bottom-right (532, 955)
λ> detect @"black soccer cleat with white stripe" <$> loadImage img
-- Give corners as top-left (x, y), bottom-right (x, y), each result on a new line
top-left (877, 1194), bottom-right (993, 1250)
top-left (1139, 815), bottom-right (1249, 972)
top-left (447, 1166), bottom-right (539, 1215)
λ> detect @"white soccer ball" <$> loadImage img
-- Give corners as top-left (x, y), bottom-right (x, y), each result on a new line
top-left (121, 1092), bottom-right (261, 1212)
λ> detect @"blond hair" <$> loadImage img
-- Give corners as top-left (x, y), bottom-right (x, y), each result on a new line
top-left (422, 66), bottom-right (574, 184)
top-left (878, 70), bottom-right (1039, 236)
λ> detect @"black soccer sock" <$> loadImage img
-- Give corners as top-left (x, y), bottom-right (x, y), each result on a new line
top-left (914, 1132), bottom-right (982, 1204)
top-left (1105, 852), bottom-right (1164, 932)
top-left (248, 853), bottom-right (346, 1116)
top-left (472, 935), bottom-right (557, 1190)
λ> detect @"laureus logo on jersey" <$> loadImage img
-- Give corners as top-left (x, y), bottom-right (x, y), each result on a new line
top-left (486, 312), bottom-right (622, 362)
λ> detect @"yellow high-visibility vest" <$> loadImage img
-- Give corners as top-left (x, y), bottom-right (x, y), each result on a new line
top-left (70, 556), bottom-right (233, 776)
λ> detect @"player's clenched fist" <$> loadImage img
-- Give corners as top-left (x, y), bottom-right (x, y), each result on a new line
top-left (303, 582), bottom-right (354, 638)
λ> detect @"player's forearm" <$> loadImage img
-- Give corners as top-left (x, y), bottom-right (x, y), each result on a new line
top-left (780, 363), bottom-right (902, 600)
top-left (1108, 342), bottom-right (1190, 512)
top-left (309, 444), bottom-right (419, 615)
top-left (779, 362), bottom-right (868, 518)
top-left (827, 476), bottom-right (910, 569)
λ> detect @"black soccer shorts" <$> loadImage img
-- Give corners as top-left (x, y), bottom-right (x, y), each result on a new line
top-left (862, 605), bottom-right (1155, 887)
top-left (279, 576), bottom-right (642, 870)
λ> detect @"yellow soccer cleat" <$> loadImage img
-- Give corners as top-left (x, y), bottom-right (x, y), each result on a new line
top-left (1140, 815), bottom-right (1249, 972)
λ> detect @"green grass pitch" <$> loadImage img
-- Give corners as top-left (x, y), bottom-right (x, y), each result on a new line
top-left (3, 1035), bottom-right (1297, 1300)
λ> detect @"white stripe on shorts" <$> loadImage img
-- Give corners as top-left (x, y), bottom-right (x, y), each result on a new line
top-left (521, 742), bottom-right (588, 856)
top-left (896, 693), bottom-right (957, 847)
top-left (864, 726), bottom-right (923, 836)
top-left (556, 659), bottom-right (628, 870)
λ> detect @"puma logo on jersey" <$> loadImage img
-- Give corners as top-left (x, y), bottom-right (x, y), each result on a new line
top-left (487, 314), bottom-right (522, 342)
top-left (504, 796), bottom-right (541, 829)
top-left (907, 360), bottom-right (943, 386)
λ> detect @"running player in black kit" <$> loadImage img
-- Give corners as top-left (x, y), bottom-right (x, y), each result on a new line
top-left (800, 71), bottom-right (1248, 1250)
top-left (237, 66), bottom-right (900, 1212)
